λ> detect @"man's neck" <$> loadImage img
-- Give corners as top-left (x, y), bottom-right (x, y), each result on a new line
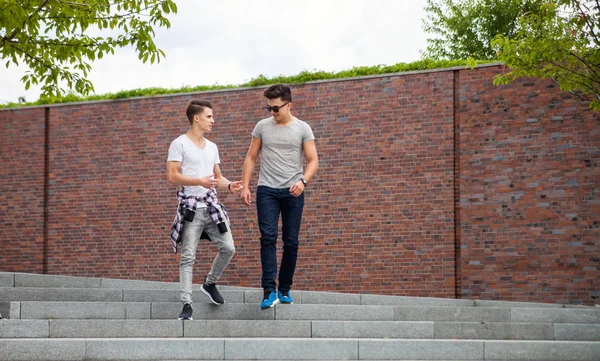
top-left (274, 114), bottom-right (293, 125)
top-left (186, 127), bottom-right (205, 142)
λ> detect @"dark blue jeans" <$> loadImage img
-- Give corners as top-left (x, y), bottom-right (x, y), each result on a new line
top-left (256, 186), bottom-right (304, 293)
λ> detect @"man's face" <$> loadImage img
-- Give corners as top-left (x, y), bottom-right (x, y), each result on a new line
top-left (194, 107), bottom-right (214, 132)
top-left (267, 97), bottom-right (291, 120)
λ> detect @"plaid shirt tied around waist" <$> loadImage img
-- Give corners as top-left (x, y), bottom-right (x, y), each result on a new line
top-left (170, 187), bottom-right (229, 254)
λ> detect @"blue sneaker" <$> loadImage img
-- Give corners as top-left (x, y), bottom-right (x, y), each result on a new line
top-left (278, 290), bottom-right (293, 304)
top-left (260, 290), bottom-right (279, 310)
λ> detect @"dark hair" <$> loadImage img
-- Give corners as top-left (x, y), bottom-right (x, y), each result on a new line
top-left (263, 84), bottom-right (292, 102)
top-left (186, 99), bottom-right (212, 124)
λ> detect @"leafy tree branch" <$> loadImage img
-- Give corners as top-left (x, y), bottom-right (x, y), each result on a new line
top-left (492, 0), bottom-right (600, 110)
top-left (0, 0), bottom-right (177, 101)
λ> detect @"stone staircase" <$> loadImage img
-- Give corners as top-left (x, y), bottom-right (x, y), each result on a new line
top-left (0, 272), bottom-right (599, 360)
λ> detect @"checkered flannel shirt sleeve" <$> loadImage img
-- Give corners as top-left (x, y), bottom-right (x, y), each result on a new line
top-left (170, 205), bottom-right (184, 254)
top-left (202, 189), bottom-right (229, 225)
top-left (169, 188), bottom-right (227, 254)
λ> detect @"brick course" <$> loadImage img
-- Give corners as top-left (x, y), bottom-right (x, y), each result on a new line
top-left (1, 65), bottom-right (598, 304)
top-left (457, 66), bottom-right (600, 304)
top-left (0, 107), bottom-right (46, 274)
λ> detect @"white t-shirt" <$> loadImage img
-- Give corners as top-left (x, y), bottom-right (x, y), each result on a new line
top-left (167, 134), bottom-right (220, 199)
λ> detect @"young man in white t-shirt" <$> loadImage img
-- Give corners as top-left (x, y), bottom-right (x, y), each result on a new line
top-left (167, 99), bottom-right (242, 320)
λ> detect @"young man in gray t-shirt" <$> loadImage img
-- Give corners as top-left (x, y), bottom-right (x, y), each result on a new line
top-left (241, 84), bottom-right (319, 309)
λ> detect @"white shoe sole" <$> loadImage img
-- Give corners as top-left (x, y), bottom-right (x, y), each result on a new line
top-left (261, 298), bottom-right (280, 310)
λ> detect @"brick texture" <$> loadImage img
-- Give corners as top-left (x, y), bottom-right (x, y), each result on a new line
top-left (457, 66), bottom-right (600, 305)
top-left (0, 108), bottom-right (46, 274)
top-left (1, 65), bottom-right (598, 304)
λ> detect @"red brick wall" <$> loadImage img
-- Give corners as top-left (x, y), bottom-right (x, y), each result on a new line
top-left (1, 65), bottom-right (598, 304)
top-left (0, 108), bottom-right (46, 274)
top-left (457, 67), bottom-right (600, 304)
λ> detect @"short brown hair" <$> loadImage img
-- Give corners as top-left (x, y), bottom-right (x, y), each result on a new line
top-left (263, 84), bottom-right (292, 102)
top-left (186, 99), bottom-right (212, 124)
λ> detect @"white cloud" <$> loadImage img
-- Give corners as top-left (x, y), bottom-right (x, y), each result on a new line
top-left (0, 0), bottom-right (428, 104)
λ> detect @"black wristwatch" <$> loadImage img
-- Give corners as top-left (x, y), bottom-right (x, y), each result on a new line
top-left (300, 177), bottom-right (308, 186)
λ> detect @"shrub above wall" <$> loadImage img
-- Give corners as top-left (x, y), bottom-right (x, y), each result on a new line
top-left (0, 59), bottom-right (487, 109)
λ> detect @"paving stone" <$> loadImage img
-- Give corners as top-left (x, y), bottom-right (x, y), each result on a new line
top-left (484, 340), bottom-right (600, 361)
top-left (0, 287), bottom-right (122, 302)
top-left (434, 322), bottom-right (554, 340)
top-left (225, 338), bottom-right (358, 360)
top-left (185, 320), bottom-right (310, 337)
top-left (475, 300), bottom-right (563, 308)
top-left (312, 320), bottom-right (433, 338)
top-left (15, 273), bottom-right (101, 288)
top-left (0, 272), bottom-right (14, 287)
top-left (512, 308), bottom-right (600, 324)
top-left (362, 294), bottom-right (474, 307)
top-left (395, 306), bottom-right (510, 322)
top-left (50, 319), bottom-right (182, 338)
top-left (554, 324), bottom-right (600, 341)
top-left (0, 320), bottom-right (48, 338)
top-left (0, 302), bottom-right (20, 319)
top-left (85, 338), bottom-right (224, 360)
top-left (276, 304), bottom-right (394, 321)
top-left (20, 301), bottom-right (150, 319)
top-left (0, 339), bottom-right (86, 360)
top-left (358, 339), bottom-right (484, 360)
top-left (301, 291), bottom-right (360, 305)
top-left (151, 302), bottom-right (274, 320)
top-left (123, 288), bottom-right (244, 303)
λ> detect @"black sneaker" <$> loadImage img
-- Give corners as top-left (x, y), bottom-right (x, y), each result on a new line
top-left (201, 282), bottom-right (224, 305)
top-left (178, 303), bottom-right (193, 320)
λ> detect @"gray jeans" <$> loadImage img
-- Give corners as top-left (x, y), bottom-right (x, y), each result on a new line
top-left (179, 207), bottom-right (235, 304)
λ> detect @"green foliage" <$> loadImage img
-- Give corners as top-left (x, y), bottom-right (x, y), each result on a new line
top-left (422, 0), bottom-right (544, 60)
top-left (0, 59), bottom-right (486, 108)
top-left (0, 0), bottom-right (177, 99)
top-left (492, 0), bottom-right (600, 110)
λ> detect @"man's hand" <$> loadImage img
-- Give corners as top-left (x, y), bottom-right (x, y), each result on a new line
top-left (289, 180), bottom-right (305, 197)
top-left (228, 180), bottom-right (243, 195)
top-left (241, 188), bottom-right (252, 205)
top-left (200, 174), bottom-right (217, 189)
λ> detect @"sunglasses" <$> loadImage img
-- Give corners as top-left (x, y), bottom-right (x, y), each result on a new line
top-left (265, 102), bottom-right (289, 113)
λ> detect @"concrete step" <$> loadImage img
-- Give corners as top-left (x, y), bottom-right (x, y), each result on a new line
top-left (0, 337), bottom-right (598, 360)
top-left (1, 272), bottom-right (576, 308)
top-left (0, 271), bottom-right (244, 290)
top-left (0, 286), bottom-right (578, 310)
top-left (2, 301), bottom-right (599, 323)
top-left (1, 273), bottom-right (598, 361)
top-left (0, 287), bottom-right (245, 303)
top-left (1, 319), bottom-right (599, 341)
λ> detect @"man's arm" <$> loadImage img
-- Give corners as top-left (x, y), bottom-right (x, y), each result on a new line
top-left (213, 164), bottom-right (243, 194)
top-left (240, 136), bottom-right (262, 205)
top-left (167, 161), bottom-right (216, 188)
top-left (289, 140), bottom-right (319, 197)
top-left (302, 140), bottom-right (319, 182)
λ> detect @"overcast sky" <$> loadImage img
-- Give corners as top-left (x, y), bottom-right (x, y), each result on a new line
top-left (0, 0), bottom-right (429, 104)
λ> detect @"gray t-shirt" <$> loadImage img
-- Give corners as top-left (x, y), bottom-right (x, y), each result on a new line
top-left (252, 116), bottom-right (315, 188)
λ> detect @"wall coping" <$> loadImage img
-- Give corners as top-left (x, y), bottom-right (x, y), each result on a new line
top-left (0, 62), bottom-right (503, 111)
